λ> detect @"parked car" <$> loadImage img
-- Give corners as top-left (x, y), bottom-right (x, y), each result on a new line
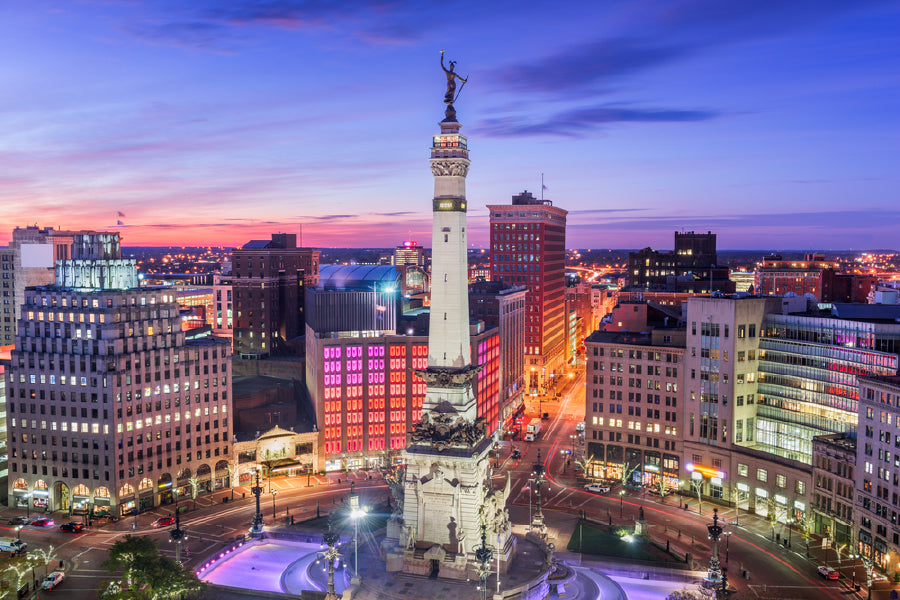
top-left (584, 483), bottom-right (611, 494)
top-left (6, 516), bottom-right (30, 526)
top-left (59, 522), bottom-right (84, 533)
top-left (30, 517), bottom-right (55, 527)
top-left (152, 516), bottom-right (175, 528)
top-left (817, 566), bottom-right (839, 580)
top-left (42, 571), bottom-right (65, 590)
top-left (511, 449), bottom-right (521, 460)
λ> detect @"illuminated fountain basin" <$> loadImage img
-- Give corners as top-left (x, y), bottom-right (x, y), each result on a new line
top-left (199, 538), bottom-right (349, 595)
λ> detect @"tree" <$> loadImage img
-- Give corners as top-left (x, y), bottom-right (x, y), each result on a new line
top-left (188, 475), bottom-right (200, 508)
top-left (656, 476), bottom-right (671, 502)
top-left (103, 535), bottom-right (205, 599)
top-left (575, 454), bottom-right (595, 479)
top-left (104, 535), bottom-right (158, 587)
top-left (620, 462), bottom-right (639, 488)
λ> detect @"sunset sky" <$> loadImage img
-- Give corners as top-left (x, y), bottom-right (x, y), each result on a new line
top-left (1, 1), bottom-right (898, 250)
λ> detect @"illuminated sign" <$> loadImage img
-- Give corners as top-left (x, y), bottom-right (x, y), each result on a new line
top-left (439, 201), bottom-right (454, 209)
top-left (685, 463), bottom-right (725, 479)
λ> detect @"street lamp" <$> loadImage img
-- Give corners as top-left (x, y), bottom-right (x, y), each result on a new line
top-left (787, 517), bottom-right (793, 548)
top-left (531, 450), bottom-right (547, 536)
top-left (272, 489), bottom-right (278, 519)
top-left (15, 526), bottom-right (21, 542)
top-left (316, 517), bottom-right (342, 600)
top-left (619, 490), bottom-right (625, 518)
top-left (474, 523), bottom-right (493, 600)
top-left (169, 489), bottom-right (187, 565)
top-left (250, 469), bottom-right (264, 534)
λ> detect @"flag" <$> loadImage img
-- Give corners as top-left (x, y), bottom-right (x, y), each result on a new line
top-left (542, 183), bottom-right (549, 190)
top-left (117, 211), bottom-right (126, 217)
top-left (116, 220), bottom-right (124, 226)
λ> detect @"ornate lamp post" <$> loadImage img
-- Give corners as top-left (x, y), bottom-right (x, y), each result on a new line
top-left (316, 518), bottom-right (342, 600)
top-left (271, 489), bottom-right (278, 518)
top-left (169, 489), bottom-right (187, 564)
top-left (474, 523), bottom-right (493, 600)
top-left (250, 469), bottom-right (264, 534)
top-left (700, 508), bottom-right (731, 599)
top-left (531, 450), bottom-right (547, 535)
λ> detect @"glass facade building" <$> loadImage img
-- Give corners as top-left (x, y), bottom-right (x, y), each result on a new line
top-left (758, 314), bottom-right (900, 464)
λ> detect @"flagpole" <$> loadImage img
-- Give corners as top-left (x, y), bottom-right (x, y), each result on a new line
top-left (541, 173), bottom-right (544, 201)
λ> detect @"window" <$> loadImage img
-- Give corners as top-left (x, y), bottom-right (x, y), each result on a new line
top-left (776, 474), bottom-right (787, 488)
top-left (795, 480), bottom-right (806, 495)
top-left (749, 324), bottom-right (756, 337)
top-left (757, 468), bottom-right (767, 482)
top-left (737, 463), bottom-right (748, 477)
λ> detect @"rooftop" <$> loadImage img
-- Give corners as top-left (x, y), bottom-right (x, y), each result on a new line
top-left (318, 264), bottom-right (400, 290)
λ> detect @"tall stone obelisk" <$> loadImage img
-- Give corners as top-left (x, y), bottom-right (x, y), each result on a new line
top-left (385, 52), bottom-right (515, 581)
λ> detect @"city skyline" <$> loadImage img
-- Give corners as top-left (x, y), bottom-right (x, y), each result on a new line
top-left (1, 1), bottom-right (898, 250)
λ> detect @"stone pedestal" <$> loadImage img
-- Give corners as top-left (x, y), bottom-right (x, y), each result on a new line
top-left (634, 519), bottom-right (650, 539)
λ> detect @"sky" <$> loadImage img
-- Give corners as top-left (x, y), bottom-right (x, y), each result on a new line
top-left (0, 1), bottom-right (898, 251)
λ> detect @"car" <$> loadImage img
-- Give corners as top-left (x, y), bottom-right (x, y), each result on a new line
top-left (576, 422), bottom-right (585, 432)
top-left (152, 516), bottom-right (175, 528)
top-left (59, 522), bottom-right (84, 533)
top-left (42, 571), bottom-right (65, 591)
top-left (584, 483), bottom-right (611, 494)
top-left (817, 566), bottom-right (839, 580)
top-left (6, 516), bottom-right (30, 526)
top-left (30, 517), bottom-right (55, 527)
top-left (511, 449), bottom-right (521, 460)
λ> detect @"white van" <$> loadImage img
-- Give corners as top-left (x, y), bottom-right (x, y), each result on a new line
top-left (0, 538), bottom-right (27, 553)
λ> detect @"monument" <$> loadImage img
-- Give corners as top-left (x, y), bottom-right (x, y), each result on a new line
top-left (383, 51), bottom-right (516, 581)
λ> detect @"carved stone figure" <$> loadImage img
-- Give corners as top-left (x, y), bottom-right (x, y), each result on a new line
top-left (384, 465), bottom-right (406, 518)
top-left (409, 412), bottom-right (487, 451)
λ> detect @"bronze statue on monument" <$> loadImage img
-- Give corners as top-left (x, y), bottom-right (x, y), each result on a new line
top-left (440, 50), bottom-right (468, 122)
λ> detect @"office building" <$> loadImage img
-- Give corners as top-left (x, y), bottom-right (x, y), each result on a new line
top-left (305, 265), bottom-right (501, 470)
top-left (855, 376), bottom-right (900, 566)
top-left (469, 280), bottom-right (527, 428)
top-left (231, 233), bottom-right (320, 358)
top-left (488, 190), bottom-right (567, 395)
top-left (627, 231), bottom-right (734, 294)
top-left (584, 302), bottom-right (686, 488)
top-left (2, 227), bottom-right (79, 345)
top-left (682, 295), bottom-right (815, 520)
top-left (6, 232), bottom-right (232, 517)
top-left (811, 433), bottom-right (855, 546)
top-left (392, 240), bottom-right (426, 268)
top-left (754, 253), bottom-right (838, 299)
top-left (757, 304), bottom-right (900, 464)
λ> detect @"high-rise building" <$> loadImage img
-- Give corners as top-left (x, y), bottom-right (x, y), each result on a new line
top-left (0, 247), bottom-right (12, 345)
top-left (305, 266), bottom-right (500, 470)
top-left (469, 280), bottom-right (527, 429)
top-left (231, 233), bottom-right (320, 357)
top-left (392, 240), bottom-right (426, 269)
top-left (5, 232), bottom-right (232, 517)
top-left (1, 227), bottom-right (79, 345)
top-left (488, 190), bottom-right (567, 395)
top-left (627, 231), bottom-right (733, 294)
